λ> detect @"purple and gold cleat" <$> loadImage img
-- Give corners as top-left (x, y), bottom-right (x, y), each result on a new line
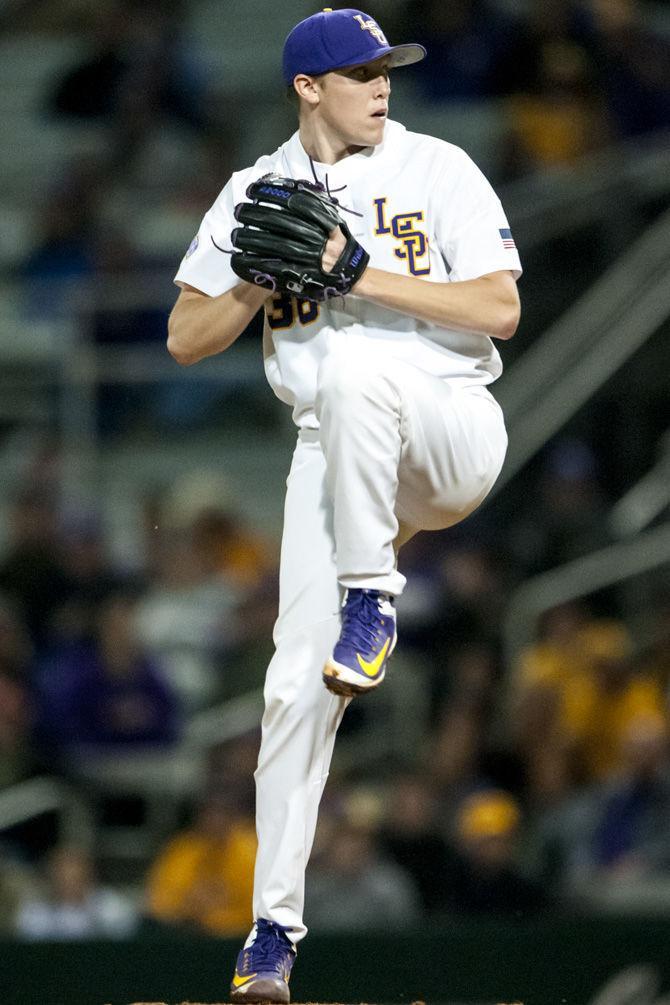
top-left (323, 588), bottom-right (397, 697)
top-left (230, 918), bottom-right (296, 1004)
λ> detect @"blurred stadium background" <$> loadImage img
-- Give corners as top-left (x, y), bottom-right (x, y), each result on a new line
top-left (0, 0), bottom-right (669, 1002)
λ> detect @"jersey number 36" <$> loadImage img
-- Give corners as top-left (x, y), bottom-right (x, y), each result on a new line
top-left (266, 292), bottom-right (320, 330)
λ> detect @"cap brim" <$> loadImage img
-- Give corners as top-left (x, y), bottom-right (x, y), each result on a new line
top-left (322, 42), bottom-right (426, 76)
top-left (385, 43), bottom-right (427, 69)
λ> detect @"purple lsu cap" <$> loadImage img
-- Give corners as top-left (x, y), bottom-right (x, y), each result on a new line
top-left (282, 7), bottom-right (426, 85)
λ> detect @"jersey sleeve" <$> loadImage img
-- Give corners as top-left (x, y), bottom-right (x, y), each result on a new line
top-left (434, 148), bottom-right (522, 282)
top-left (174, 176), bottom-right (240, 297)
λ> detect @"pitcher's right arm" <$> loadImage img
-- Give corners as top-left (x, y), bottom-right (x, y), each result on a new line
top-left (167, 281), bottom-right (269, 366)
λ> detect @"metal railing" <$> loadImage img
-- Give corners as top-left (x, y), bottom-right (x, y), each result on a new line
top-left (0, 776), bottom-right (94, 848)
top-left (492, 205), bottom-right (670, 495)
top-left (609, 429), bottom-right (670, 538)
top-left (503, 521), bottom-right (670, 673)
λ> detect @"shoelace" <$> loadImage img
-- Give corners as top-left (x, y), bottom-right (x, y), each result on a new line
top-left (243, 921), bottom-right (294, 973)
top-left (340, 590), bottom-right (391, 655)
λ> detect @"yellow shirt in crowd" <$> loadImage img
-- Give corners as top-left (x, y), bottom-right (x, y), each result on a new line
top-left (147, 822), bottom-right (256, 936)
top-left (518, 621), bottom-right (667, 779)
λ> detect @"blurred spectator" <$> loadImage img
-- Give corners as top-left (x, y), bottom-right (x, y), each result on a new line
top-left (204, 734), bottom-right (259, 816)
top-left (145, 790), bottom-right (256, 936)
top-left (632, 597), bottom-right (670, 700)
top-left (437, 640), bottom-right (498, 719)
top-left (504, 37), bottom-right (609, 175)
top-left (393, 532), bottom-right (448, 644)
top-left (50, 510), bottom-right (130, 646)
top-left (582, 0), bottom-right (670, 139)
top-left (0, 655), bottom-right (34, 790)
top-left (378, 773), bottom-right (451, 913)
top-left (18, 158), bottom-right (104, 320)
top-left (512, 600), bottom-right (590, 777)
top-left (443, 789), bottom-right (550, 915)
top-left (397, 538), bottom-right (508, 700)
top-left (226, 571), bottom-right (280, 698)
top-left (438, 544), bottom-right (508, 649)
top-left (0, 487), bottom-right (69, 651)
top-left (34, 592), bottom-right (181, 764)
top-left (425, 642), bottom-right (524, 800)
top-left (514, 609), bottom-right (668, 784)
top-left (305, 817), bottom-right (420, 931)
top-left (506, 438), bottom-right (610, 574)
top-left (50, 4), bottom-right (129, 121)
top-left (135, 527), bottom-right (240, 712)
top-left (532, 713), bottom-right (670, 903)
top-left (50, 3), bottom-right (209, 141)
top-left (588, 714), bottom-right (670, 877)
top-left (0, 599), bottom-right (54, 856)
top-left (92, 227), bottom-right (166, 322)
top-left (137, 474), bottom-right (276, 709)
top-left (18, 157), bottom-right (172, 367)
top-left (15, 844), bottom-right (138, 939)
top-left (80, 234), bottom-right (179, 434)
top-left (191, 507), bottom-right (274, 595)
top-left (0, 848), bottom-right (36, 934)
top-left (428, 702), bottom-right (483, 796)
top-left (0, 595), bottom-right (32, 678)
top-left (500, 5), bottom-right (591, 89)
top-left (406, 0), bottom-right (522, 101)
top-left (47, 0), bottom-right (238, 181)
top-left (193, 504), bottom-right (280, 697)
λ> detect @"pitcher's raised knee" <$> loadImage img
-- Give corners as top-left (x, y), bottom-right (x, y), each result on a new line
top-left (316, 348), bottom-right (397, 411)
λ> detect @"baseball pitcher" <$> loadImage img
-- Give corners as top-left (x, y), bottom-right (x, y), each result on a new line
top-left (168, 7), bottom-right (522, 1001)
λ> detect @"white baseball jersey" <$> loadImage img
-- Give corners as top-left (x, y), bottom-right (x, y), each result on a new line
top-left (175, 117), bottom-right (519, 944)
top-left (175, 118), bottom-right (522, 429)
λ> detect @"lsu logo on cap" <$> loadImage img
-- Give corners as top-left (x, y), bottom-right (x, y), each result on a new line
top-left (353, 13), bottom-right (388, 46)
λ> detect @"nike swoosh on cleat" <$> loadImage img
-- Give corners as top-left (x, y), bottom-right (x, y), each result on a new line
top-left (356, 637), bottom-right (390, 677)
top-left (232, 972), bottom-right (258, 988)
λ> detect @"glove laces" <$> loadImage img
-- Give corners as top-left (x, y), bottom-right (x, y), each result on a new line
top-left (210, 234), bottom-right (280, 292)
top-left (210, 161), bottom-right (364, 300)
top-left (308, 156), bottom-right (362, 219)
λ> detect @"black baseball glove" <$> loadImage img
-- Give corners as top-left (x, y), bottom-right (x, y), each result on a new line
top-left (227, 174), bottom-right (369, 302)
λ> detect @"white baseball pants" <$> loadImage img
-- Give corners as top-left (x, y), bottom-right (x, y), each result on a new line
top-left (252, 345), bottom-right (508, 942)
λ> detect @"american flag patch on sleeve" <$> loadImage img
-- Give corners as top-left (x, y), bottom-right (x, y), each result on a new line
top-left (499, 228), bottom-right (516, 249)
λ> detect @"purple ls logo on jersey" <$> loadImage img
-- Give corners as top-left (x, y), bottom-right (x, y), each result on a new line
top-left (373, 197), bottom-right (431, 276)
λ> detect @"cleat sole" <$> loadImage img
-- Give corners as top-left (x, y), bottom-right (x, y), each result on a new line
top-left (322, 668), bottom-right (380, 697)
top-left (231, 977), bottom-right (290, 1004)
